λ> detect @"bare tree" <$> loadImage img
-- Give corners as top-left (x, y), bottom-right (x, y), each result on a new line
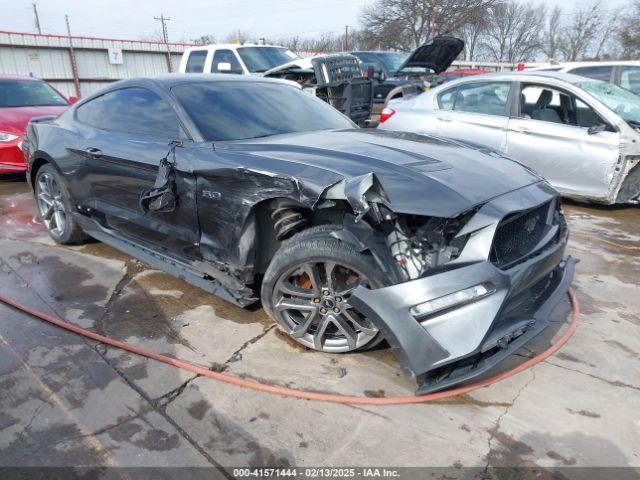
top-left (558, 1), bottom-right (614, 61)
top-left (481, 1), bottom-right (545, 62)
top-left (619, 0), bottom-right (640, 59)
top-left (541, 6), bottom-right (562, 61)
top-left (457, 9), bottom-right (489, 61)
top-left (192, 34), bottom-right (217, 46)
top-left (360, 0), bottom-right (497, 51)
top-left (139, 29), bottom-right (166, 43)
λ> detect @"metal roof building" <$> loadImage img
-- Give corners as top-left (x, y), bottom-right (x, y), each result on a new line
top-left (0, 30), bottom-right (194, 98)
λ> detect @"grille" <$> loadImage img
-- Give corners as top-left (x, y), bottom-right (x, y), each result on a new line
top-left (491, 201), bottom-right (551, 268)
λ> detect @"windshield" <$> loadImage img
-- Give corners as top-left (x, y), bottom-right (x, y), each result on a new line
top-left (172, 81), bottom-right (355, 141)
top-left (236, 47), bottom-right (299, 73)
top-left (376, 52), bottom-right (408, 74)
top-left (0, 80), bottom-right (68, 108)
top-left (578, 80), bottom-right (640, 124)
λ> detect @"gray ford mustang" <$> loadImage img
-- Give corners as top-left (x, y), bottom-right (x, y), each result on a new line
top-left (24, 74), bottom-right (574, 394)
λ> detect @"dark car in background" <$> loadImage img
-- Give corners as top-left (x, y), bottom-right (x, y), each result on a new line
top-left (0, 75), bottom-right (71, 174)
top-left (350, 50), bottom-right (409, 103)
top-left (352, 36), bottom-right (465, 123)
top-left (24, 74), bottom-right (574, 393)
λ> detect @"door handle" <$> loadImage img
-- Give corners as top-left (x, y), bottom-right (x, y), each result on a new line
top-left (437, 116), bottom-right (452, 122)
top-left (514, 127), bottom-right (532, 134)
top-left (85, 147), bottom-right (103, 158)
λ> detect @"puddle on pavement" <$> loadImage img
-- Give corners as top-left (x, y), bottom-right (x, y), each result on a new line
top-left (0, 179), bottom-right (44, 239)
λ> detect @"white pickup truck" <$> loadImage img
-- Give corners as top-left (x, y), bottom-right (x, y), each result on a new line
top-left (178, 44), bottom-right (300, 75)
top-left (179, 43), bottom-right (374, 125)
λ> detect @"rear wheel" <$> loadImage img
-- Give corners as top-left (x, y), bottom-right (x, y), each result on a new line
top-left (35, 164), bottom-right (88, 244)
top-left (262, 231), bottom-right (387, 353)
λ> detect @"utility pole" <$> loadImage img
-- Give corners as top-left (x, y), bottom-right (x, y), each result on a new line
top-left (344, 25), bottom-right (349, 52)
top-left (154, 14), bottom-right (173, 72)
top-left (65, 15), bottom-right (81, 98)
top-left (32, 3), bottom-right (42, 34)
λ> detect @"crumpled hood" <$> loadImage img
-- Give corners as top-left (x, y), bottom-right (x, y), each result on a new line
top-left (0, 106), bottom-right (68, 134)
top-left (399, 36), bottom-right (464, 74)
top-left (217, 129), bottom-right (543, 218)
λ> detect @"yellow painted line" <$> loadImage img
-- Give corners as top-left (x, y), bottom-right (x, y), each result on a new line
top-left (0, 333), bottom-right (120, 468)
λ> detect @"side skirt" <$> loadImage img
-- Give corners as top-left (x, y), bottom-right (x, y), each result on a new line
top-left (74, 213), bottom-right (257, 308)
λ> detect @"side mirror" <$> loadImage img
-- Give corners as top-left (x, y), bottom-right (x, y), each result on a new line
top-left (588, 124), bottom-right (607, 135)
top-left (67, 96), bottom-right (78, 104)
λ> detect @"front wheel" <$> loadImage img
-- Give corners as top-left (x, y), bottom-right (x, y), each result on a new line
top-left (34, 164), bottom-right (88, 244)
top-left (261, 232), bottom-right (387, 353)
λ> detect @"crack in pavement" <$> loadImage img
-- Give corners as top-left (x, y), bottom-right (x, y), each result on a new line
top-left (152, 374), bottom-right (201, 409)
top-left (543, 360), bottom-right (640, 391)
top-left (484, 370), bottom-right (536, 473)
top-left (95, 259), bottom-right (142, 338)
top-left (14, 403), bottom-right (47, 445)
top-left (224, 324), bottom-right (276, 366)
top-left (148, 324), bottom-right (279, 410)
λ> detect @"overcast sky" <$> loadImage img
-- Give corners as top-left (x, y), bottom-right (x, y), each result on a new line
top-left (2, 0), bottom-right (617, 44)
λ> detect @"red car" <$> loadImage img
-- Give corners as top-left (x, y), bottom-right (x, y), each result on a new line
top-left (1, 75), bottom-right (72, 174)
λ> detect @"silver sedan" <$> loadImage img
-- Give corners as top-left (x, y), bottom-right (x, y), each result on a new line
top-left (378, 71), bottom-right (640, 205)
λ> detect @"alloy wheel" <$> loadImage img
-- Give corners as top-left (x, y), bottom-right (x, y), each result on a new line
top-left (36, 172), bottom-right (67, 238)
top-left (272, 261), bottom-right (379, 352)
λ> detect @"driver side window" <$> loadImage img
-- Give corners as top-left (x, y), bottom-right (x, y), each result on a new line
top-left (519, 84), bottom-right (604, 128)
top-left (210, 50), bottom-right (243, 74)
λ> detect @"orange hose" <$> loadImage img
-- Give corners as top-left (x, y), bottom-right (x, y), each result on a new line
top-left (0, 289), bottom-right (579, 405)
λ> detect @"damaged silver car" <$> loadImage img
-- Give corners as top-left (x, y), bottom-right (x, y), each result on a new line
top-left (24, 75), bottom-right (574, 393)
top-left (379, 71), bottom-right (640, 205)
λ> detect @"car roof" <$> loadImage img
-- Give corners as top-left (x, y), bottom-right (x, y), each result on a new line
top-left (91, 73), bottom-right (295, 92)
top-left (440, 70), bottom-right (593, 85)
top-left (185, 44), bottom-right (287, 52)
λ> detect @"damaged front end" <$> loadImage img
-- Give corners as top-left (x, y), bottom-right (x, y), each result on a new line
top-left (328, 176), bottom-right (574, 394)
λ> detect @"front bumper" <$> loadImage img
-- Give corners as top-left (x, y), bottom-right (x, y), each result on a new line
top-left (0, 140), bottom-right (27, 174)
top-left (349, 182), bottom-right (575, 394)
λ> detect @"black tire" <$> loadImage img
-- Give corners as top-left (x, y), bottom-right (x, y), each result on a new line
top-left (262, 228), bottom-right (388, 353)
top-left (34, 164), bottom-right (88, 245)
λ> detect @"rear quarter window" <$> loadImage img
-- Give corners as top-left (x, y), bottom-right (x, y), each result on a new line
top-left (76, 87), bottom-right (179, 138)
top-left (438, 87), bottom-right (458, 110)
top-left (185, 50), bottom-right (208, 73)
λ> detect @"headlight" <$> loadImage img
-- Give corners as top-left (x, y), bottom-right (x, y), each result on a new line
top-left (0, 132), bottom-right (20, 143)
top-left (410, 283), bottom-right (496, 320)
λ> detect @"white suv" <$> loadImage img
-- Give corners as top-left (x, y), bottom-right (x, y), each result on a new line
top-left (178, 44), bottom-right (300, 75)
top-left (528, 61), bottom-right (640, 95)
